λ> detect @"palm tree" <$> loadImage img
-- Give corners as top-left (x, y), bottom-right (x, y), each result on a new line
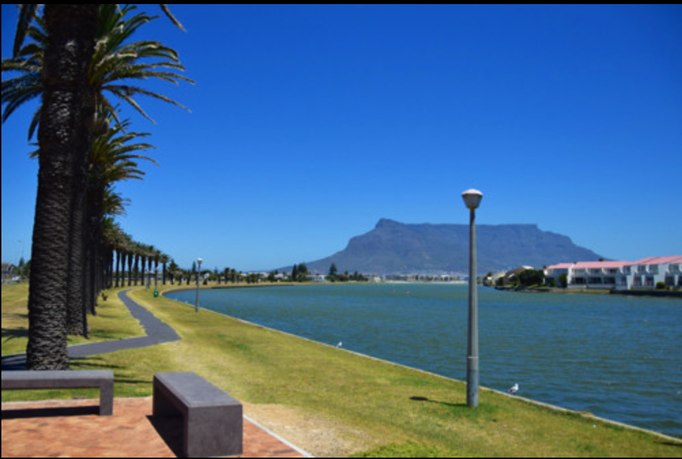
top-left (85, 112), bottom-right (156, 319)
top-left (22, 4), bottom-right (99, 370)
top-left (4, 5), bottom-right (193, 138)
top-left (159, 253), bottom-right (170, 285)
top-left (128, 244), bottom-right (136, 287)
top-left (9, 4), bottom-right (186, 369)
top-left (5, 5), bottom-right (190, 346)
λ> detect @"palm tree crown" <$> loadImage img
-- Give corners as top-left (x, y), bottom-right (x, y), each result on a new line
top-left (2, 4), bottom-right (194, 138)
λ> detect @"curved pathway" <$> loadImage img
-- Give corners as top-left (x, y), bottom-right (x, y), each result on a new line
top-left (1, 289), bottom-right (180, 371)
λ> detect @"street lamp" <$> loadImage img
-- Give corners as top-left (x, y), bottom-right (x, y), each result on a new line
top-left (462, 188), bottom-right (483, 408)
top-left (195, 258), bottom-right (203, 313)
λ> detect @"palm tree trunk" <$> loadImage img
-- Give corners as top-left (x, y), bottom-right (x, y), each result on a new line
top-left (154, 259), bottom-right (159, 289)
top-left (65, 204), bottom-right (87, 336)
top-left (134, 254), bottom-right (140, 286)
top-left (128, 253), bottom-right (134, 287)
top-left (27, 4), bottom-right (99, 370)
top-left (107, 248), bottom-right (114, 289)
top-left (115, 249), bottom-right (122, 288)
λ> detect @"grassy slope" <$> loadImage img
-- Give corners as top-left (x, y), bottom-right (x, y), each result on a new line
top-left (1, 283), bottom-right (144, 356)
top-left (2, 283), bottom-right (681, 457)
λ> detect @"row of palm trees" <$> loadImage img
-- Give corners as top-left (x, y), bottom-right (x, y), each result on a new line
top-left (2, 5), bottom-right (192, 369)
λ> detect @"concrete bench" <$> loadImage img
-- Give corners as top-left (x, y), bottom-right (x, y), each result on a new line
top-left (1, 370), bottom-right (114, 416)
top-left (153, 372), bottom-right (243, 458)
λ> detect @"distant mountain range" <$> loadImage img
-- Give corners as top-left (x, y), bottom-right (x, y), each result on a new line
top-left (293, 218), bottom-right (603, 275)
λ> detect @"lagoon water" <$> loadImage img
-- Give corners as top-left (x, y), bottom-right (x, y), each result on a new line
top-left (167, 284), bottom-right (682, 438)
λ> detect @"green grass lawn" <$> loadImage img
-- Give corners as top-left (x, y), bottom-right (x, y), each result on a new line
top-left (1, 283), bottom-right (144, 356)
top-left (2, 283), bottom-right (681, 457)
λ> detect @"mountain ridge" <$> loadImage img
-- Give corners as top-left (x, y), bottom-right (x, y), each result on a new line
top-left (289, 219), bottom-right (603, 276)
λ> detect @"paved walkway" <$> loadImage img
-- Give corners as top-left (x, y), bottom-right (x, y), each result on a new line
top-left (1, 290), bottom-right (311, 457)
top-left (2, 290), bottom-right (180, 371)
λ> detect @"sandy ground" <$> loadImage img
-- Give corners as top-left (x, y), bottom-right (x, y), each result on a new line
top-left (243, 402), bottom-right (379, 457)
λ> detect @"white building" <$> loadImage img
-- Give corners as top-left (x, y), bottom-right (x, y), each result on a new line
top-left (629, 255), bottom-right (682, 289)
top-left (545, 256), bottom-right (682, 290)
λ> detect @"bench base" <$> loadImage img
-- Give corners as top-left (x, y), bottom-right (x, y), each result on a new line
top-left (153, 372), bottom-right (243, 457)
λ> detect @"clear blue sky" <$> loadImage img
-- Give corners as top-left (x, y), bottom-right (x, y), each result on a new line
top-left (3, 5), bottom-right (681, 272)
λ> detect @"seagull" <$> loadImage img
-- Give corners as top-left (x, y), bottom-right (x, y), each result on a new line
top-left (508, 383), bottom-right (519, 395)
top-left (336, 342), bottom-right (343, 348)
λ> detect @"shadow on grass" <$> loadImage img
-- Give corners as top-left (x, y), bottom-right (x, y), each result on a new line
top-left (659, 441), bottom-right (682, 449)
top-left (70, 358), bottom-right (125, 370)
top-left (1, 327), bottom-right (28, 343)
top-left (410, 396), bottom-right (466, 408)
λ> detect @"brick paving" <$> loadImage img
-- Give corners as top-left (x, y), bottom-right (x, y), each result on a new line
top-left (1, 397), bottom-right (307, 458)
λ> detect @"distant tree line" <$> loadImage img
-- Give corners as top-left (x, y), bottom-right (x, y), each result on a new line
top-left (327, 263), bottom-right (367, 282)
top-left (492, 268), bottom-right (567, 289)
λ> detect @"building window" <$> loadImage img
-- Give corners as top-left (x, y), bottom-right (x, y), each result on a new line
top-left (588, 277), bottom-right (603, 284)
top-left (645, 276), bottom-right (655, 287)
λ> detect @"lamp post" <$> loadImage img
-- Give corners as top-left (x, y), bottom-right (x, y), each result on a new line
top-left (462, 188), bottom-right (483, 408)
top-left (195, 258), bottom-right (203, 313)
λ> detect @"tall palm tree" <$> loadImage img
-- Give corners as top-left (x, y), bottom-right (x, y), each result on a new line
top-left (127, 242), bottom-right (135, 287)
top-left (5, 5), bottom-right (190, 346)
top-left (84, 112), bottom-right (156, 319)
top-left (21, 4), bottom-right (99, 370)
top-left (159, 253), bottom-right (170, 285)
top-left (9, 4), bottom-right (186, 369)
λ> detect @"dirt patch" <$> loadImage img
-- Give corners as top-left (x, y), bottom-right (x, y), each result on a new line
top-left (243, 402), bottom-right (378, 457)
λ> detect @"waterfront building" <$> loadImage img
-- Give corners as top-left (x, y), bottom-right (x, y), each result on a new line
top-left (545, 256), bottom-right (682, 290)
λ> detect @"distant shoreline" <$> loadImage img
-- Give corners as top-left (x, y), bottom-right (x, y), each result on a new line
top-left (382, 280), bottom-right (467, 285)
top-left (494, 286), bottom-right (682, 299)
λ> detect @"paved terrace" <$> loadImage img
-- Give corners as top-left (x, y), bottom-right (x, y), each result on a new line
top-left (2, 398), bottom-right (307, 458)
top-left (1, 290), bottom-right (311, 458)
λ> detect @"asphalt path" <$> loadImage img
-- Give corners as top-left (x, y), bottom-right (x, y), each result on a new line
top-left (1, 289), bottom-right (180, 371)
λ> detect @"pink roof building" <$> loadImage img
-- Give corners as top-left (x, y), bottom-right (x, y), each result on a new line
top-left (544, 256), bottom-right (682, 290)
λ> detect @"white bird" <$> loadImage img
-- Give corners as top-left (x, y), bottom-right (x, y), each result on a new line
top-left (508, 383), bottom-right (519, 395)
top-left (336, 342), bottom-right (343, 348)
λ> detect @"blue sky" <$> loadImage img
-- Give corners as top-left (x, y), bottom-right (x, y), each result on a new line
top-left (2, 4), bottom-right (681, 272)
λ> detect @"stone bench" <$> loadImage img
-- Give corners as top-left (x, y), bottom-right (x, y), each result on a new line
top-left (153, 372), bottom-right (243, 457)
top-left (1, 370), bottom-right (114, 416)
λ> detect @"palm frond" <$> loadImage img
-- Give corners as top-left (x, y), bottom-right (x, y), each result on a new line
top-left (159, 4), bottom-right (185, 31)
top-left (13, 4), bottom-right (39, 57)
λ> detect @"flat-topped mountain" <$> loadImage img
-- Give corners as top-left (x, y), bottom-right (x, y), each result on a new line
top-left (300, 219), bottom-right (603, 275)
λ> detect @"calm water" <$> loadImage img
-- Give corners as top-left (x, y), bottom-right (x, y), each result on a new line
top-left (167, 284), bottom-right (682, 438)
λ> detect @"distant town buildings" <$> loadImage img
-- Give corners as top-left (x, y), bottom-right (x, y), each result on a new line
top-left (545, 256), bottom-right (682, 290)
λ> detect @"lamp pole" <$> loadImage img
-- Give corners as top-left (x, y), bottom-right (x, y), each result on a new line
top-left (462, 189), bottom-right (483, 408)
top-left (195, 257), bottom-right (203, 313)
